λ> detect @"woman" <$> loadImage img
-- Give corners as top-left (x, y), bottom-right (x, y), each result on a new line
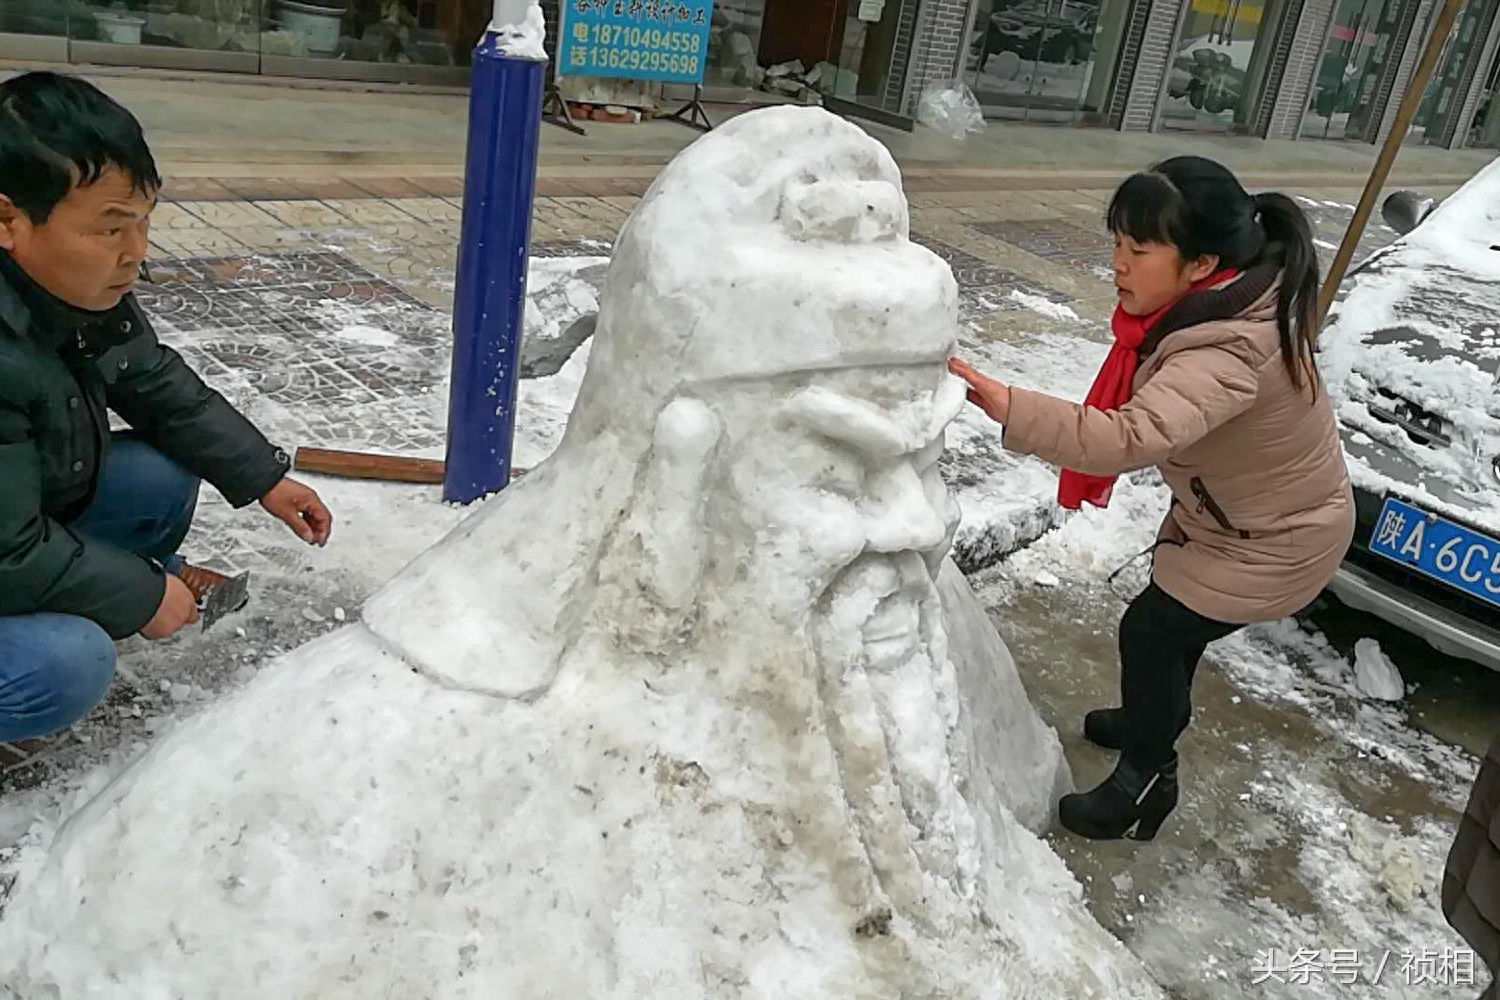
top-left (949, 156), bottom-right (1354, 843)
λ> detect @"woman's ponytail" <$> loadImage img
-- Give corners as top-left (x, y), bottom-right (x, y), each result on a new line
top-left (1253, 191), bottom-right (1321, 394)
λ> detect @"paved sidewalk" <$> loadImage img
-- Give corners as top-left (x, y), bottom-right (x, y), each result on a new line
top-left (4, 61), bottom-right (1492, 187)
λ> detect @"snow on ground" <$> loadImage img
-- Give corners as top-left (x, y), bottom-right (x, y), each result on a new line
top-left (0, 258), bottom-right (603, 871)
top-left (987, 470), bottom-right (1480, 802)
top-left (1006, 289), bottom-right (1082, 322)
top-left (1, 167), bottom-right (1490, 995)
top-left (972, 472), bottom-right (1484, 998)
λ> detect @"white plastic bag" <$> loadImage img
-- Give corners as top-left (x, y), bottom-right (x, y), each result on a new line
top-left (916, 78), bottom-right (986, 140)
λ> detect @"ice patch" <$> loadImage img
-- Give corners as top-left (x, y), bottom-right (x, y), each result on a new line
top-left (1007, 289), bottom-right (1081, 322)
top-left (327, 323), bottom-right (399, 347)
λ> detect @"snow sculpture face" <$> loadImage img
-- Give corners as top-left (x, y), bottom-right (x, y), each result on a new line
top-left (567, 104), bottom-right (964, 684)
top-left (366, 106), bottom-right (962, 704)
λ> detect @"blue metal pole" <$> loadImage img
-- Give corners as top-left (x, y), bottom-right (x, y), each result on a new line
top-left (443, 28), bottom-right (546, 504)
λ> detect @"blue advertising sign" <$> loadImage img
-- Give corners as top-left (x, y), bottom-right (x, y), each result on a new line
top-left (557, 0), bottom-right (714, 84)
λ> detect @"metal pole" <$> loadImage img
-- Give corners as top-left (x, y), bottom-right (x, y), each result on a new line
top-left (1317, 0), bottom-right (1466, 324)
top-left (443, 21), bottom-right (547, 504)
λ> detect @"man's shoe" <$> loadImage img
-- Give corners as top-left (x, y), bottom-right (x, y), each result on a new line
top-left (1058, 755), bottom-right (1179, 842)
top-left (1083, 707), bottom-right (1125, 751)
top-left (176, 563), bottom-right (249, 614)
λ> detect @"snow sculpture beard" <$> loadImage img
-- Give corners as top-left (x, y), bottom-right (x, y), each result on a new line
top-left (580, 361), bottom-right (979, 941)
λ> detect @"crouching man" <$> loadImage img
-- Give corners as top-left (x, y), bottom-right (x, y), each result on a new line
top-left (0, 71), bottom-right (333, 745)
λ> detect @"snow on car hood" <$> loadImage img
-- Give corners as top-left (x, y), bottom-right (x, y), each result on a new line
top-left (1319, 156), bottom-right (1500, 533)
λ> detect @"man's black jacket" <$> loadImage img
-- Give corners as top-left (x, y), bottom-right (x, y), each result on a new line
top-left (0, 254), bottom-right (290, 638)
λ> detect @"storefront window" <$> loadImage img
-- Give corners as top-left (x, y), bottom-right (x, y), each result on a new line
top-left (965, 0), bottom-right (1131, 122)
top-left (0, 0), bottom-right (68, 35)
top-left (57, 0), bottom-right (475, 66)
top-left (1302, 0), bottom-right (1400, 138)
top-left (705, 0), bottom-right (767, 90)
top-left (69, 0), bottom-right (262, 52)
top-left (1160, 0), bottom-right (1288, 131)
top-left (269, 0), bottom-right (474, 65)
top-left (811, 0), bottom-right (913, 115)
top-left (1409, 0), bottom-right (1484, 141)
top-left (1468, 47), bottom-right (1500, 145)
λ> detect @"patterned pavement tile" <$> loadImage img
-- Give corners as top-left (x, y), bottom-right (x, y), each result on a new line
top-left (600, 196), bottom-right (642, 214)
top-left (136, 250), bottom-right (451, 456)
top-left (150, 202), bottom-right (212, 231)
top-left (910, 233), bottom-right (1066, 297)
top-left (355, 223), bottom-right (456, 250)
top-left (388, 198), bottom-right (462, 224)
top-left (348, 177), bottom-right (434, 200)
top-left (149, 229), bottom-right (250, 257)
top-left (253, 200), bottom-right (355, 229)
top-left (212, 226), bottom-right (323, 253)
top-left (970, 219), bottom-right (1115, 275)
top-left (176, 200), bottom-right (284, 230)
top-left (319, 199), bottom-right (426, 226)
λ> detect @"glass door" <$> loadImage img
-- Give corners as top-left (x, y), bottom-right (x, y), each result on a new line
top-left (1468, 47), bottom-right (1500, 145)
top-left (967, 0), bottom-right (1130, 122)
top-left (1161, 0), bottom-right (1287, 131)
top-left (812, 0), bottom-right (916, 125)
top-left (1410, 0), bottom-right (1485, 142)
top-left (1302, 0), bottom-right (1400, 138)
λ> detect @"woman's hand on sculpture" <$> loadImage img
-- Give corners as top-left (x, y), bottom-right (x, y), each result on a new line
top-left (948, 357), bottom-right (1011, 424)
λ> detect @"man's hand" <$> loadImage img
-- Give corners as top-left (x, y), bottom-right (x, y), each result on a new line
top-left (948, 357), bottom-right (1012, 424)
top-left (260, 477), bottom-right (333, 546)
top-left (140, 575), bottom-right (200, 640)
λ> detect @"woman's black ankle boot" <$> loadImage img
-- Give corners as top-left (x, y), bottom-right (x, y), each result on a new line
top-left (1083, 708), bottom-right (1125, 751)
top-left (1058, 755), bottom-right (1179, 841)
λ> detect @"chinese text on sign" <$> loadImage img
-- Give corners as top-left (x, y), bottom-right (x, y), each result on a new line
top-left (558, 0), bottom-right (715, 84)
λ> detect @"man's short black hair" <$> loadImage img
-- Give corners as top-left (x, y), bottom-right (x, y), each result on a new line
top-left (0, 71), bottom-right (161, 224)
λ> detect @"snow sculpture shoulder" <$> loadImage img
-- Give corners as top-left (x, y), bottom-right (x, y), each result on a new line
top-left (0, 107), bottom-right (1160, 999)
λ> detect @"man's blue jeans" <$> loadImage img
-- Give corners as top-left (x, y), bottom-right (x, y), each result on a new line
top-left (0, 436), bottom-right (200, 743)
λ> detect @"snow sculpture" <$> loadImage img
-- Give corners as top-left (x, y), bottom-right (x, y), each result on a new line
top-left (0, 107), bottom-right (1163, 999)
top-left (491, 0), bottom-right (547, 61)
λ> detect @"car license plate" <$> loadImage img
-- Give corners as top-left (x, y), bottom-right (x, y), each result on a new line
top-left (1369, 497), bottom-right (1500, 610)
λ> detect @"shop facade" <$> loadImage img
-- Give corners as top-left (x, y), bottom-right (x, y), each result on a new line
top-left (0, 1), bottom-right (487, 83)
top-left (975, 0), bottom-right (1500, 144)
top-left (5, 0), bottom-right (1495, 144)
top-left (0, 0), bottom-right (974, 126)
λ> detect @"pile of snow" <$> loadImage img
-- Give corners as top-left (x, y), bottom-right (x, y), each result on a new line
top-left (0, 107), bottom-right (1162, 999)
top-left (1353, 637), bottom-right (1406, 701)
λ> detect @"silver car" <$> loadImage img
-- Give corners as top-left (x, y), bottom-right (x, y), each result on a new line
top-left (1319, 161), bottom-right (1500, 671)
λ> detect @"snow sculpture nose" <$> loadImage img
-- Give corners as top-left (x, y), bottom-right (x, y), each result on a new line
top-left (862, 463), bottom-right (950, 555)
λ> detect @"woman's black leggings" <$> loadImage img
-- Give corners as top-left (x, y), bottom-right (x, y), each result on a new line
top-left (1119, 582), bottom-right (1244, 770)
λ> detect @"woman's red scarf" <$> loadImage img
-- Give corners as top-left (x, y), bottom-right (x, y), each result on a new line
top-left (1057, 269), bottom-right (1239, 510)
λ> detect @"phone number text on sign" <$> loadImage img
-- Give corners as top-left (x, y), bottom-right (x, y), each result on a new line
top-left (558, 0), bottom-right (714, 84)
